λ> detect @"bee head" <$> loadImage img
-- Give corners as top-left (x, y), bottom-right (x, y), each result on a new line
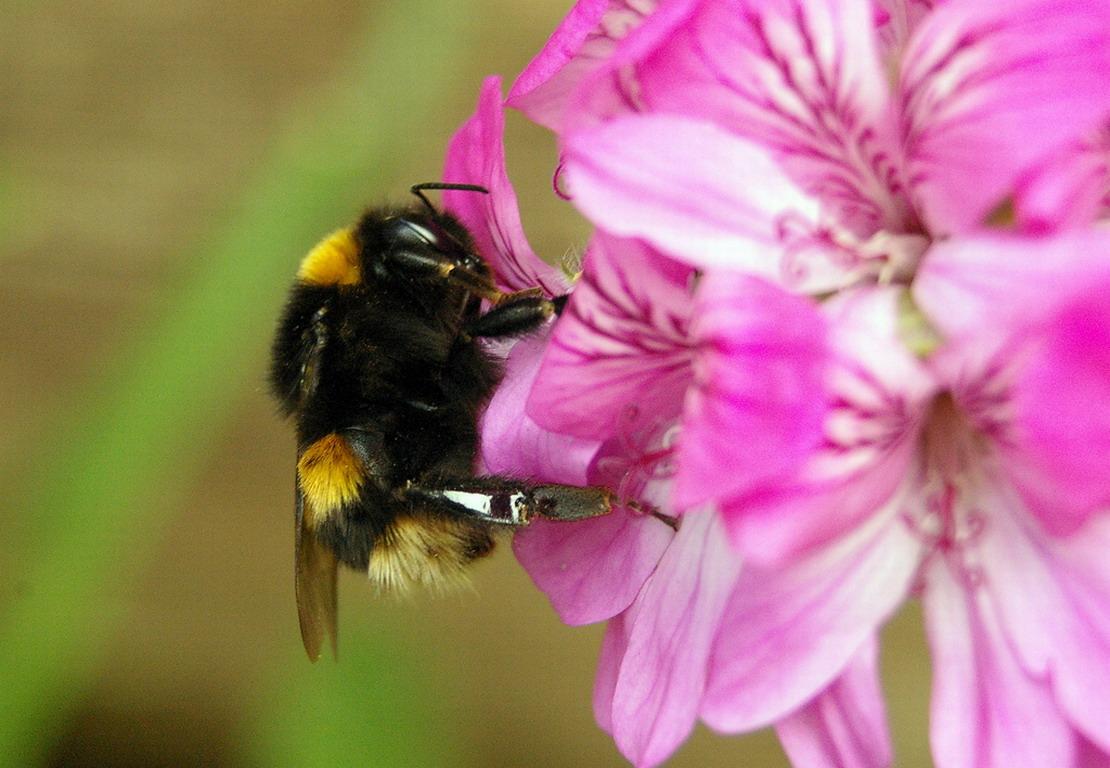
top-left (354, 207), bottom-right (485, 286)
top-left (383, 214), bottom-right (483, 270)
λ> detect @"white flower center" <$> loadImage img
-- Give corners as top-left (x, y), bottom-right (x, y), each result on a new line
top-left (775, 212), bottom-right (930, 291)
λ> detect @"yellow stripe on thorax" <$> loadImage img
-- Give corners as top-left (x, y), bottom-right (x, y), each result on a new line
top-left (296, 228), bottom-right (361, 286)
top-left (298, 433), bottom-right (364, 524)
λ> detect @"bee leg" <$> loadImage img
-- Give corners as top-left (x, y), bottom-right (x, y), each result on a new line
top-left (398, 477), bottom-right (615, 526)
top-left (379, 236), bottom-right (571, 317)
top-left (464, 295), bottom-right (561, 339)
top-left (381, 244), bottom-right (506, 301)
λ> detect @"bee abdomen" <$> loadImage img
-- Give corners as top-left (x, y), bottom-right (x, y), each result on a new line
top-left (366, 516), bottom-right (495, 594)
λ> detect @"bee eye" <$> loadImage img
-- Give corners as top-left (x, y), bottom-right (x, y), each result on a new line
top-left (384, 218), bottom-right (440, 250)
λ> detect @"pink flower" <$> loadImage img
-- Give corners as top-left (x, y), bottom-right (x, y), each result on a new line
top-left (528, 242), bottom-right (922, 766)
top-left (441, 35), bottom-right (889, 768)
top-left (492, 0), bottom-right (1110, 765)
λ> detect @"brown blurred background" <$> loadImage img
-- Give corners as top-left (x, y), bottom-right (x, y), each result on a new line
top-left (0, 1), bottom-right (933, 766)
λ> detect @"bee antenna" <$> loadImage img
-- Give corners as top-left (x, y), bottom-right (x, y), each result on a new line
top-left (408, 182), bottom-right (491, 264)
top-left (409, 182), bottom-right (489, 218)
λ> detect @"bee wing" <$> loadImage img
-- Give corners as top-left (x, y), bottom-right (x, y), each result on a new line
top-left (295, 487), bottom-right (338, 662)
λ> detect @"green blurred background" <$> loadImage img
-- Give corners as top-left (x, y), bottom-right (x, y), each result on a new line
top-left (0, 1), bottom-right (934, 765)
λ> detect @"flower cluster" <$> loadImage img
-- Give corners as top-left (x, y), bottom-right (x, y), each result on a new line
top-left (440, 1), bottom-right (1110, 766)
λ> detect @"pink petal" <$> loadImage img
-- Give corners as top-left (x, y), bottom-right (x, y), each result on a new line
top-left (508, 0), bottom-right (658, 131)
top-left (565, 0), bottom-right (908, 234)
top-left (442, 76), bottom-right (568, 296)
top-left (674, 273), bottom-right (829, 510)
top-left (726, 442), bottom-right (918, 569)
top-left (604, 510), bottom-right (743, 768)
top-left (1047, 516), bottom-right (1110, 752)
top-left (559, 0), bottom-right (701, 125)
top-left (583, 0), bottom-right (908, 236)
top-left (1009, 284), bottom-right (1110, 533)
top-left (915, 232), bottom-right (1110, 534)
top-left (872, 0), bottom-right (935, 63)
top-left (914, 230), bottom-right (1110, 343)
top-left (563, 114), bottom-right (826, 282)
top-left (1080, 738), bottom-right (1110, 768)
top-left (493, 334), bottom-right (676, 627)
top-left (981, 490), bottom-right (1110, 753)
top-left (922, 555), bottom-right (1076, 768)
top-left (775, 636), bottom-right (893, 768)
top-left (899, 0), bottom-right (1110, 234)
top-left (513, 504), bottom-right (674, 627)
top-left (701, 509), bottom-right (921, 732)
top-left (722, 286), bottom-right (936, 564)
top-left (594, 611), bottom-right (630, 734)
top-left (526, 233), bottom-right (695, 441)
top-left (1016, 121), bottom-right (1110, 233)
top-left (481, 332), bottom-right (601, 485)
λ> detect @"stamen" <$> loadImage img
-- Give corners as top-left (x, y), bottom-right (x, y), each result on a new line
top-left (774, 212), bottom-right (930, 289)
top-left (905, 394), bottom-right (995, 590)
top-left (775, 212), bottom-right (850, 285)
top-left (862, 231), bottom-right (928, 283)
top-left (599, 407), bottom-right (681, 515)
top-left (600, 6), bottom-right (643, 38)
top-left (615, 64), bottom-right (646, 112)
top-left (905, 481), bottom-right (988, 589)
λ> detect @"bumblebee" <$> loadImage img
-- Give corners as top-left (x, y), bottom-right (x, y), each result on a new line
top-left (270, 183), bottom-right (617, 660)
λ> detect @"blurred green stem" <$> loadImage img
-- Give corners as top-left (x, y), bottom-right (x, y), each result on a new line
top-left (0, 2), bottom-right (474, 762)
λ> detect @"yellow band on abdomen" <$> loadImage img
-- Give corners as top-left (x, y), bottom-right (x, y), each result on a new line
top-left (297, 433), bottom-right (364, 524)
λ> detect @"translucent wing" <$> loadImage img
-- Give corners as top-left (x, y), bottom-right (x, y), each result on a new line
top-left (295, 486), bottom-right (338, 661)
